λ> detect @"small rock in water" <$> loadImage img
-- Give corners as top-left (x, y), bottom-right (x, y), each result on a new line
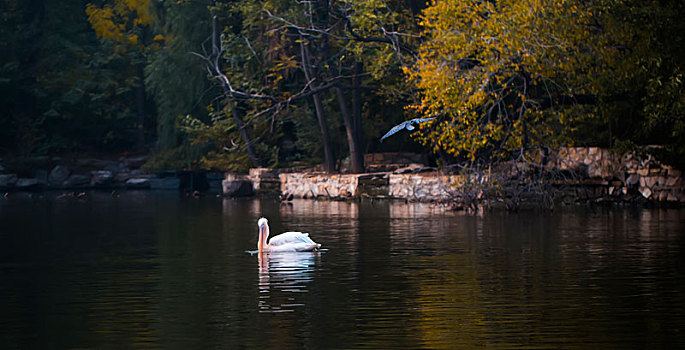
top-left (16, 178), bottom-right (39, 189)
top-left (125, 178), bottom-right (150, 188)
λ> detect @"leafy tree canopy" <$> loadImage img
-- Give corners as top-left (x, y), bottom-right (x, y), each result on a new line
top-left (407, 0), bottom-right (685, 165)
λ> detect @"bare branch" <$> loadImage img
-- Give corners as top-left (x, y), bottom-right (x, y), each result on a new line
top-left (264, 8), bottom-right (417, 58)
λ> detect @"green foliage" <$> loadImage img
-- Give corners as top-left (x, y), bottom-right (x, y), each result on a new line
top-left (178, 110), bottom-right (281, 173)
top-left (195, 0), bottom-right (422, 169)
top-left (141, 142), bottom-right (203, 171)
top-left (146, 0), bottom-right (212, 151)
top-left (0, 0), bottom-right (152, 155)
top-left (3, 0), bottom-right (681, 174)
top-left (0, 0), bottom-right (213, 162)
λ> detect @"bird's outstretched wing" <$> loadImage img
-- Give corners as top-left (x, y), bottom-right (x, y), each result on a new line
top-left (414, 117), bottom-right (436, 124)
top-left (380, 121), bottom-right (409, 142)
top-left (379, 118), bottom-right (436, 142)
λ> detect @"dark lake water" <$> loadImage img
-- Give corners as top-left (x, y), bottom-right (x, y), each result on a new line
top-left (1, 191), bottom-right (684, 349)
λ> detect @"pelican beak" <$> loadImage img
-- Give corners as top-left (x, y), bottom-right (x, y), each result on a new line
top-left (258, 224), bottom-right (266, 252)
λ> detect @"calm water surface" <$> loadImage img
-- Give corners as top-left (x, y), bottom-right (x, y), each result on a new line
top-left (1, 191), bottom-right (684, 349)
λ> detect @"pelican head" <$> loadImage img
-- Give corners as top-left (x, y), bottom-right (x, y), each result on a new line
top-left (257, 217), bottom-right (269, 252)
top-left (258, 217), bottom-right (268, 228)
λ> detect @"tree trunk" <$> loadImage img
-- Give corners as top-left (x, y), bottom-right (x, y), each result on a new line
top-left (232, 107), bottom-right (262, 168)
top-left (335, 87), bottom-right (364, 173)
top-left (311, 92), bottom-right (336, 173)
top-left (352, 61), bottom-right (365, 166)
top-left (300, 39), bottom-right (336, 173)
top-left (135, 63), bottom-right (146, 152)
top-left (310, 0), bottom-right (364, 173)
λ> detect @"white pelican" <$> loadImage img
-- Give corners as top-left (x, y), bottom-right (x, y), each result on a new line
top-left (257, 217), bottom-right (321, 252)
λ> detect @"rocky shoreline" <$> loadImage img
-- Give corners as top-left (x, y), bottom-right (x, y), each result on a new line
top-left (0, 156), bottom-right (222, 192)
top-left (244, 148), bottom-right (685, 207)
top-left (2, 147), bottom-right (684, 208)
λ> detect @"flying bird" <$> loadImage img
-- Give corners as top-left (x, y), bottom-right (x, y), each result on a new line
top-left (257, 217), bottom-right (321, 252)
top-left (379, 117), bottom-right (436, 142)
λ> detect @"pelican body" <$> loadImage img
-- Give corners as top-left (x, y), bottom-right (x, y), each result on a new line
top-left (257, 217), bottom-right (321, 252)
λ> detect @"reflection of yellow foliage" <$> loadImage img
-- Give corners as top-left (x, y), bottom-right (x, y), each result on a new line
top-left (413, 253), bottom-right (487, 347)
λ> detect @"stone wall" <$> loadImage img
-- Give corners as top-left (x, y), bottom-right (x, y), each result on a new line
top-left (229, 147), bottom-right (685, 204)
top-left (551, 147), bottom-right (684, 202)
top-left (553, 147), bottom-right (618, 178)
top-left (278, 172), bottom-right (467, 201)
top-left (388, 173), bottom-right (465, 201)
top-left (280, 173), bottom-right (359, 198)
top-left (621, 157), bottom-right (683, 202)
top-left (249, 168), bottom-right (281, 193)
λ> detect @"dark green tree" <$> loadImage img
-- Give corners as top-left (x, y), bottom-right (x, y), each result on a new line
top-left (183, 0), bottom-right (421, 173)
top-left (143, 0), bottom-right (214, 169)
top-left (1, 0), bottom-right (153, 155)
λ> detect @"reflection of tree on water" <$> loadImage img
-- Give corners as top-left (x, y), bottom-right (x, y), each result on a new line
top-left (257, 252), bottom-right (320, 313)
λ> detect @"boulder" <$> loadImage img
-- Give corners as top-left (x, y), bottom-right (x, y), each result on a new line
top-left (0, 174), bottom-right (18, 187)
top-left (150, 177), bottom-right (180, 190)
top-left (222, 179), bottom-right (254, 197)
top-left (64, 174), bottom-right (91, 187)
top-left (48, 165), bottom-right (70, 185)
top-left (126, 178), bottom-right (150, 189)
top-left (91, 170), bottom-right (114, 186)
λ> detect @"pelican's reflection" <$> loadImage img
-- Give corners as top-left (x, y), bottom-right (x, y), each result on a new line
top-left (257, 251), bottom-right (320, 313)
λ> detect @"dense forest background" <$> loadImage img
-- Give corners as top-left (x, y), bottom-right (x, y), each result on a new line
top-left (1, 0), bottom-right (683, 173)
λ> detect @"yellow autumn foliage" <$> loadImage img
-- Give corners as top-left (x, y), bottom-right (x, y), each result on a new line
top-left (406, 0), bottom-right (618, 162)
top-left (86, 0), bottom-right (154, 48)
